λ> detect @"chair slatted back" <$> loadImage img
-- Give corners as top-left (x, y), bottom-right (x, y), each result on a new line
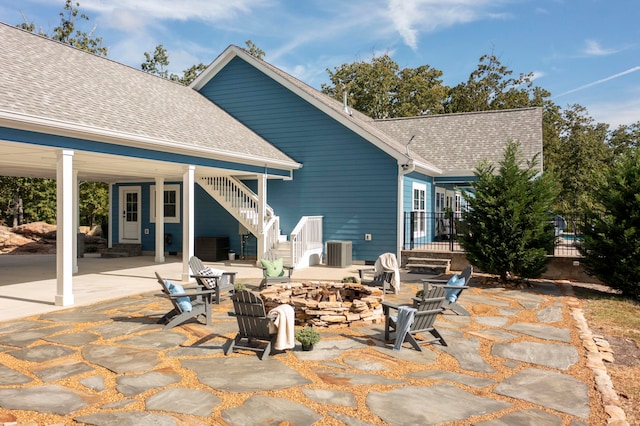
top-left (460, 266), bottom-right (473, 284)
top-left (412, 285), bottom-right (446, 332)
top-left (232, 290), bottom-right (271, 340)
top-left (189, 256), bottom-right (208, 278)
top-left (155, 272), bottom-right (183, 313)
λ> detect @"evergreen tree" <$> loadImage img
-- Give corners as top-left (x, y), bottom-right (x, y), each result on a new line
top-left (580, 151), bottom-right (640, 299)
top-left (459, 141), bottom-right (557, 281)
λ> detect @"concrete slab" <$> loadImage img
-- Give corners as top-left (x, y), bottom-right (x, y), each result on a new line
top-left (406, 369), bottom-right (496, 388)
top-left (0, 384), bottom-right (97, 415)
top-left (492, 341), bottom-right (579, 370)
top-left (436, 338), bottom-right (496, 373)
top-left (181, 357), bottom-right (311, 392)
top-left (367, 384), bottom-right (511, 425)
top-left (75, 411), bottom-right (178, 425)
top-left (507, 322), bottom-right (571, 343)
top-left (494, 368), bottom-right (590, 419)
top-left (221, 394), bottom-right (322, 425)
top-left (475, 408), bottom-right (563, 425)
top-left (116, 370), bottom-right (181, 396)
top-left (82, 344), bottom-right (160, 373)
top-left (145, 387), bottom-right (221, 416)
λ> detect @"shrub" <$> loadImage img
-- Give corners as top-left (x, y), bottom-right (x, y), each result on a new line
top-left (580, 151), bottom-right (640, 300)
top-left (294, 326), bottom-right (321, 346)
top-left (458, 141), bottom-right (557, 281)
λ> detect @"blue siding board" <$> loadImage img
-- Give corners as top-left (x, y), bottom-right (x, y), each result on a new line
top-left (199, 57), bottom-right (399, 261)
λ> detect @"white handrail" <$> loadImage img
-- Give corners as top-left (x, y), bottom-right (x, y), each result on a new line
top-left (290, 216), bottom-right (323, 267)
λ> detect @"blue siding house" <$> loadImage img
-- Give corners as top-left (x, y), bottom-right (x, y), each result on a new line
top-left (0, 24), bottom-right (542, 306)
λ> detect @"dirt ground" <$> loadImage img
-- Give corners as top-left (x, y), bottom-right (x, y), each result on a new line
top-left (572, 282), bottom-right (640, 425)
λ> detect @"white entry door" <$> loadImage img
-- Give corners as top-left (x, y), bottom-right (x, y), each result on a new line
top-left (119, 187), bottom-right (141, 243)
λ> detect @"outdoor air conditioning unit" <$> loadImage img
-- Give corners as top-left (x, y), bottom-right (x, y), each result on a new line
top-left (326, 240), bottom-right (352, 267)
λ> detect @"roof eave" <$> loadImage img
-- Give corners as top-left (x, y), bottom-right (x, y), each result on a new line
top-left (0, 110), bottom-right (302, 171)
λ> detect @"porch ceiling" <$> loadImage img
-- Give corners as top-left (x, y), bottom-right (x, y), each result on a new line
top-left (0, 140), bottom-right (233, 182)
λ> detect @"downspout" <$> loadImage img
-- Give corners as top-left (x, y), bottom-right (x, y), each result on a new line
top-left (397, 158), bottom-right (415, 263)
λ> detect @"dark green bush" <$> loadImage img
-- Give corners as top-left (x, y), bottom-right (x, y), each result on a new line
top-left (580, 151), bottom-right (640, 300)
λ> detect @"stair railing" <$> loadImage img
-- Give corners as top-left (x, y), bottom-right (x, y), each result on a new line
top-left (290, 216), bottom-right (323, 268)
top-left (198, 176), bottom-right (274, 234)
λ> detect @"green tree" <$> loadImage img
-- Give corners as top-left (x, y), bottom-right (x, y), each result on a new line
top-left (580, 150), bottom-right (640, 299)
top-left (141, 44), bottom-right (206, 85)
top-left (552, 104), bottom-right (611, 218)
top-left (79, 182), bottom-right (108, 227)
top-left (18, 0), bottom-right (107, 56)
top-left (458, 141), bottom-right (557, 282)
top-left (243, 39), bottom-right (265, 59)
top-left (445, 53), bottom-right (549, 113)
top-left (321, 54), bottom-right (448, 119)
top-left (609, 121), bottom-right (640, 159)
top-left (0, 177), bottom-right (57, 225)
top-left (141, 44), bottom-right (171, 79)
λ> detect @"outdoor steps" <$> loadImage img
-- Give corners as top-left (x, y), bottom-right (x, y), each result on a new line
top-left (101, 243), bottom-right (142, 258)
top-left (406, 257), bottom-right (451, 275)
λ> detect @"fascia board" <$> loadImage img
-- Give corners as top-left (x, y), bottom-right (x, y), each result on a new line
top-left (0, 110), bottom-right (302, 171)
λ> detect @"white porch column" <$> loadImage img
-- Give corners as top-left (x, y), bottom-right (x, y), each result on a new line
top-left (182, 166), bottom-right (195, 281)
top-left (155, 177), bottom-right (165, 263)
top-left (107, 183), bottom-right (113, 248)
top-left (56, 149), bottom-right (74, 306)
top-left (257, 173), bottom-right (267, 262)
top-left (73, 170), bottom-right (79, 274)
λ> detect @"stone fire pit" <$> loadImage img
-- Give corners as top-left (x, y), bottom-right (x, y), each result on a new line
top-left (260, 281), bottom-right (385, 328)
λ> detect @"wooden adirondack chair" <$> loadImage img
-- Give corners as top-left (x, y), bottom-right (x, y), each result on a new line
top-left (358, 252), bottom-right (400, 294)
top-left (259, 257), bottom-right (294, 289)
top-left (358, 269), bottom-right (394, 294)
top-left (188, 256), bottom-right (236, 304)
top-left (382, 285), bottom-right (447, 351)
top-left (224, 290), bottom-right (277, 360)
top-left (155, 272), bottom-right (217, 330)
top-left (421, 266), bottom-right (473, 316)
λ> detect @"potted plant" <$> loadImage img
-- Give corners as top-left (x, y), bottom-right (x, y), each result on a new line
top-left (295, 326), bottom-right (321, 351)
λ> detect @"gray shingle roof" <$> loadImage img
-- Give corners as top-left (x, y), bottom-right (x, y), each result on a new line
top-left (372, 108), bottom-right (543, 175)
top-left (0, 23), bottom-right (298, 169)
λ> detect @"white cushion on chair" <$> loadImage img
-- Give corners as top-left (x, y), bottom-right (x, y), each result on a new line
top-left (198, 267), bottom-right (221, 289)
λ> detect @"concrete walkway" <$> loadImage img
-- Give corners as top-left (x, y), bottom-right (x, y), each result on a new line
top-left (0, 256), bottom-right (609, 424)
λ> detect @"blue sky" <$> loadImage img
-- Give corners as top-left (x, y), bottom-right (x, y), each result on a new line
top-left (2, 0), bottom-right (638, 129)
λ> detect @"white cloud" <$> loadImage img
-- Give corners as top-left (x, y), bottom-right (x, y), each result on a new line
top-left (583, 39), bottom-right (618, 56)
top-left (81, 0), bottom-right (270, 23)
top-left (386, 0), bottom-right (508, 50)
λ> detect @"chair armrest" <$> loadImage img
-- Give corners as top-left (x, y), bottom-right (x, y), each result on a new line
top-left (429, 284), bottom-right (470, 290)
top-left (421, 278), bottom-right (449, 284)
top-left (222, 272), bottom-right (237, 284)
top-left (358, 268), bottom-right (374, 278)
top-left (381, 300), bottom-right (400, 314)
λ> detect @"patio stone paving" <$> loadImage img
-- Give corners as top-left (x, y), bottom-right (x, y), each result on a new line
top-left (0, 278), bottom-right (611, 425)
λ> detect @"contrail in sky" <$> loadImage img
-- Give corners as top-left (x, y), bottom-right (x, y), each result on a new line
top-left (554, 66), bottom-right (640, 99)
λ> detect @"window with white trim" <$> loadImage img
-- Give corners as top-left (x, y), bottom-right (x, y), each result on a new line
top-left (150, 184), bottom-right (180, 223)
top-left (412, 182), bottom-right (426, 236)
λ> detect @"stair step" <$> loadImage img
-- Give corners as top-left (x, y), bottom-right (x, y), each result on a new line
top-left (407, 264), bottom-right (450, 274)
top-left (407, 257), bottom-right (450, 265)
